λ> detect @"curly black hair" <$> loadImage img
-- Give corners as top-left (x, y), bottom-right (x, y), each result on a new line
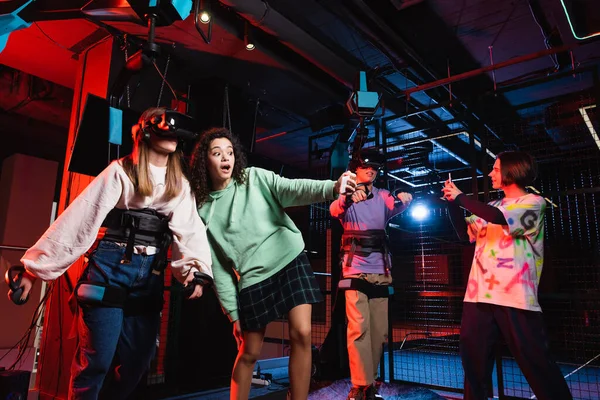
top-left (189, 127), bottom-right (247, 207)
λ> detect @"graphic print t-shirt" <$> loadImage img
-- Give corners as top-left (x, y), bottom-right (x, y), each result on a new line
top-left (464, 193), bottom-right (546, 311)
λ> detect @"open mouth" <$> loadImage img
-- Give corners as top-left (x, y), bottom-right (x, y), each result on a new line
top-left (220, 165), bottom-right (231, 173)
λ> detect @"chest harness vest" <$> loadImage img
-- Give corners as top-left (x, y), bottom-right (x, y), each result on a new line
top-left (338, 229), bottom-right (394, 299)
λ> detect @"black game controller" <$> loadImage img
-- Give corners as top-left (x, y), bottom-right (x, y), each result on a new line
top-left (182, 271), bottom-right (213, 299)
top-left (5, 265), bottom-right (29, 305)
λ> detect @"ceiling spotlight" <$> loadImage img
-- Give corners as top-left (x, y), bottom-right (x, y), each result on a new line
top-left (199, 11), bottom-right (210, 24)
top-left (244, 22), bottom-right (255, 51)
top-left (194, 0), bottom-right (212, 44)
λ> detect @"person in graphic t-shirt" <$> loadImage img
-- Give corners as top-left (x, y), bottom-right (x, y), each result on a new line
top-left (442, 151), bottom-right (572, 400)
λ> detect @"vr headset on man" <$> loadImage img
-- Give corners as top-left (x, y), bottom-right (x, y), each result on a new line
top-left (347, 149), bottom-right (385, 173)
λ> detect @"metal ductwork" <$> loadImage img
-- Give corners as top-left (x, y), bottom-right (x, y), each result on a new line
top-left (216, 0), bottom-right (354, 102)
top-left (220, 0), bottom-right (355, 85)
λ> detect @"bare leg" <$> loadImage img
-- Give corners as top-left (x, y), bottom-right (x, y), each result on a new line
top-left (288, 304), bottom-right (313, 400)
top-left (230, 328), bottom-right (266, 400)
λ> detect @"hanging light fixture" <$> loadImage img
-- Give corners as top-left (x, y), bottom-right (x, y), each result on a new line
top-left (244, 22), bottom-right (255, 51)
top-left (194, 0), bottom-right (212, 44)
top-left (198, 0), bottom-right (210, 24)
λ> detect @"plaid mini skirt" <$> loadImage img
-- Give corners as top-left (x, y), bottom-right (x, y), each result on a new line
top-left (238, 252), bottom-right (324, 331)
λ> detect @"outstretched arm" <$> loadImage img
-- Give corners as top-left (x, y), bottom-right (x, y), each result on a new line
top-left (442, 180), bottom-right (507, 225)
top-left (21, 162), bottom-right (124, 281)
top-left (260, 168), bottom-right (356, 208)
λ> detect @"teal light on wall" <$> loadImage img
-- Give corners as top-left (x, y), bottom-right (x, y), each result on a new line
top-left (560, 0), bottom-right (600, 40)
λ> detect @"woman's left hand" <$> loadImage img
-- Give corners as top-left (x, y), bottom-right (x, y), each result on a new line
top-left (183, 271), bottom-right (204, 299)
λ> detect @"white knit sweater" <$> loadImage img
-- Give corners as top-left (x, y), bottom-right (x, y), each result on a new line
top-left (21, 160), bottom-right (212, 284)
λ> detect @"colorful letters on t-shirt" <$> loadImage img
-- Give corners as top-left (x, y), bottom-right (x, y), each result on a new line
top-left (464, 194), bottom-right (546, 311)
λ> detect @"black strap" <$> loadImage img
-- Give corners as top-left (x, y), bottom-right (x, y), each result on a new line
top-left (102, 208), bottom-right (170, 233)
top-left (151, 231), bottom-right (173, 272)
top-left (124, 294), bottom-right (164, 316)
top-left (74, 281), bottom-right (163, 315)
top-left (338, 278), bottom-right (393, 299)
top-left (101, 208), bottom-right (171, 264)
top-left (122, 215), bottom-right (138, 264)
top-left (340, 229), bottom-right (389, 268)
top-left (75, 281), bottom-right (128, 308)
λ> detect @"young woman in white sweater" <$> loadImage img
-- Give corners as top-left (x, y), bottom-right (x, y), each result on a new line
top-left (13, 107), bottom-right (212, 400)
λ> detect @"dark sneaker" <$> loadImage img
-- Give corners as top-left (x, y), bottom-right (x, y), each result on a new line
top-left (365, 384), bottom-right (384, 400)
top-left (346, 386), bottom-right (365, 400)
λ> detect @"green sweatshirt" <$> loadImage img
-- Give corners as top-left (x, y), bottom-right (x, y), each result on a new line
top-left (198, 167), bottom-right (337, 322)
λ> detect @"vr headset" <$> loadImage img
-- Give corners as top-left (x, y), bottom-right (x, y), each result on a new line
top-left (141, 110), bottom-right (199, 141)
top-left (348, 149), bottom-right (385, 172)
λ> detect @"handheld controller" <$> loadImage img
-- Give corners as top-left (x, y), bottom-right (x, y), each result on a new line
top-left (5, 265), bottom-right (28, 305)
top-left (339, 174), bottom-right (350, 194)
top-left (182, 271), bottom-right (214, 299)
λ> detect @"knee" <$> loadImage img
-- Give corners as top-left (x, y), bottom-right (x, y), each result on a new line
top-left (289, 325), bottom-right (312, 348)
top-left (239, 346), bottom-right (261, 366)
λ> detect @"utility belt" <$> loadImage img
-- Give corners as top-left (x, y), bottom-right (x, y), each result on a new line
top-left (101, 207), bottom-right (172, 266)
top-left (72, 208), bottom-right (172, 314)
top-left (340, 229), bottom-right (390, 268)
top-left (338, 278), bottom-right (394, 299)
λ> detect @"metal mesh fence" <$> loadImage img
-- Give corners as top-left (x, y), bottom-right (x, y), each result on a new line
top-left (380, 90), bottom-right (600, 399)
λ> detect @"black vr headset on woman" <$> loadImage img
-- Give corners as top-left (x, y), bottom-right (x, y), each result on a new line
top-left (141, 110), bottom-right (199, 142)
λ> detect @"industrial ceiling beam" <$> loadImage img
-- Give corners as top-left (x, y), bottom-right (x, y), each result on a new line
top-left (404, 43), bottom-right (581, 98)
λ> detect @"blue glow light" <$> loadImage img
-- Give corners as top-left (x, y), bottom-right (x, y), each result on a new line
top-left (411, 204), bottom-right (429, 221)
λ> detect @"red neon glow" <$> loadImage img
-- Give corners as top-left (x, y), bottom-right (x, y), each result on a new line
top-left (255, 131), bottom-right (288, 142)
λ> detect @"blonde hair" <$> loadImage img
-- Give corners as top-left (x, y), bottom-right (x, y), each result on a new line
top-left (123, 107), bottom-right (183, 200)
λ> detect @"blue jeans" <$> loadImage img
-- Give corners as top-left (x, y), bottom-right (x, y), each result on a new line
top-left (69, 240), bottom-right (164, 400)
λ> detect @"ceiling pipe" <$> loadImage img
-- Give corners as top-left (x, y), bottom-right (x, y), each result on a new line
top-left (342, 0), bottom-right (511, 147)
top-left (211, 3), bottom-right (349, 102)
top-left (528, 0), bottom-right (570, 71)
top-left (343, 0), bottom-right (443, 92)
top-left (404, 43), bottom-right (581, 98)
top-left (219, 0), bottom-right (355, 88)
